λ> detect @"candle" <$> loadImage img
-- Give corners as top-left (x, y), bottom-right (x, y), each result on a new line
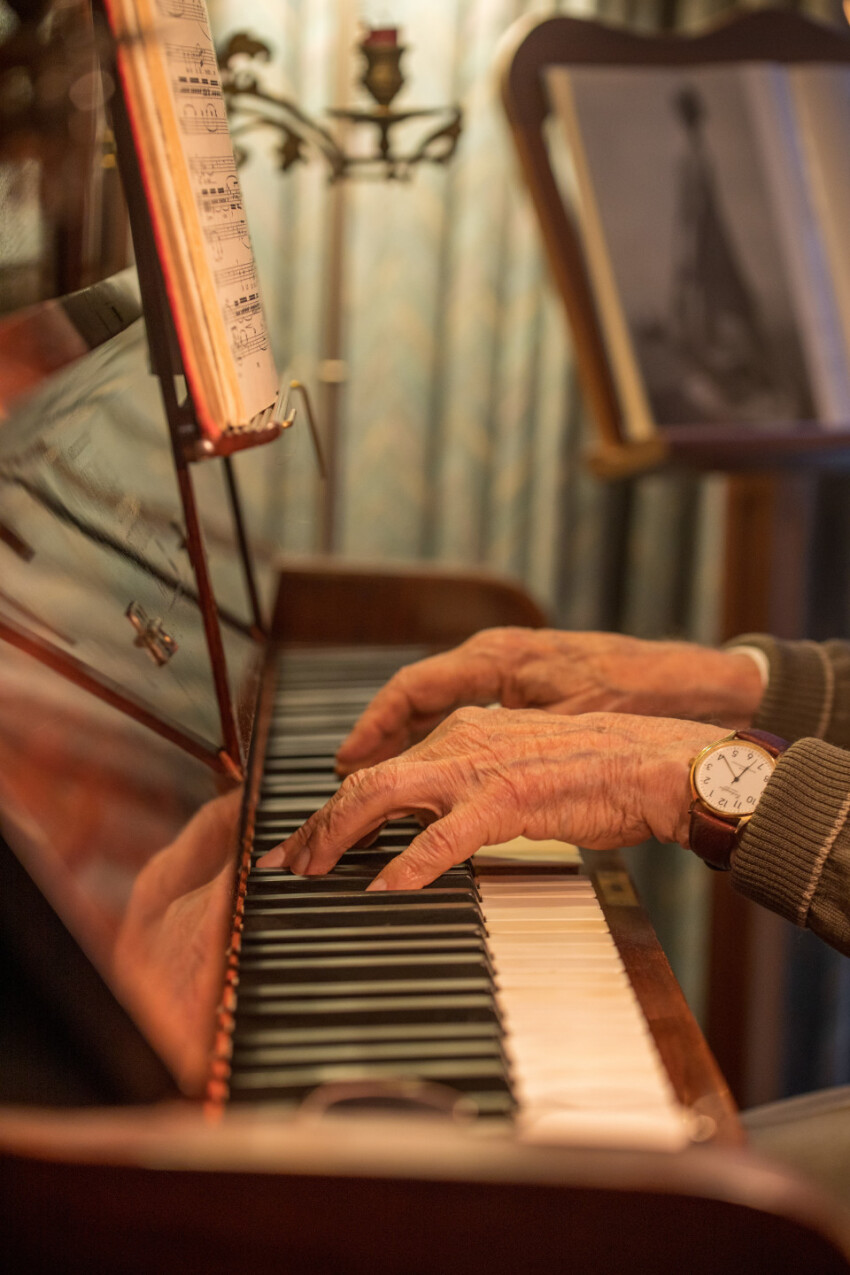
top-left (362, 26), bottom-right (398, 48)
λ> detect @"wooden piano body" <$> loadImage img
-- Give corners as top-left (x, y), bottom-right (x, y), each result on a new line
top-left (1, 285), bottom-right (850, 1270)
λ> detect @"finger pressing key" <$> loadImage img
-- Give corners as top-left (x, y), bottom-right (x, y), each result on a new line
top-left (255, 763), bottom-right (440, 876)
top-left (366, 807), bottom-right (486, 892)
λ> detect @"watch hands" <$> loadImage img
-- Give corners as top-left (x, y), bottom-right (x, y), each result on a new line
top-left (731, 759), bottom-right (759, 784)
top-left (719, 754), bottom-right (741, 781)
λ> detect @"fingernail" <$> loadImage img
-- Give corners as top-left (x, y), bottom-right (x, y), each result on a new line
top-left (366, 876), bottom-right (388, 892)
top-left (256, 847), bottom-right (284, 868)
top-left (291, 848), bottom-right (311, 876)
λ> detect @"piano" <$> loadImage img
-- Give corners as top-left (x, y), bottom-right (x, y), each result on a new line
top-left (2, 278), bottom-right (850, 1272)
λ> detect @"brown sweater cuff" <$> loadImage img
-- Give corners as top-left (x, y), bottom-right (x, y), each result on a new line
top-left (732, 737), bottom-right (850, 954)
top-left (726, 634), bottom-right (836, 743)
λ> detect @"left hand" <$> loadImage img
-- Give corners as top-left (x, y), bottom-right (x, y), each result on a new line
top-left (257, 709), bottom-right (726, 890)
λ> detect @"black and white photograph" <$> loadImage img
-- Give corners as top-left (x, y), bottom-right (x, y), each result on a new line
top-left (552, 64), bottom-right (823, 430)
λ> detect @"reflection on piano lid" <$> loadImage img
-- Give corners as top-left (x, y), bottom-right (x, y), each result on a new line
top-left (0, 280), bottom-right (273, 768)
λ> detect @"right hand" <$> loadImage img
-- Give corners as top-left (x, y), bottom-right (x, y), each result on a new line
top-left (267, 708), bottom-right (727, 888)
top-left (335, 627), bottom-right (764, 774)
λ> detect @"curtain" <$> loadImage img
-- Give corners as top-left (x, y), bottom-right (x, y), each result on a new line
top-left (211, 0), bottom-right (849, 1085)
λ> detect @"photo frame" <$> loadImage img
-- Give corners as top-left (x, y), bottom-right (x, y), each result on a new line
top-left (500, 11), bottom-right (850, 476)
top-left (548, 61), bottom-right (850, 441)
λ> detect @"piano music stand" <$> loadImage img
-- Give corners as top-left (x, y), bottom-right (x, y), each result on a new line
top-left (0, 83), bottom-right (288, 784)
top-left (499, 7), bottom-right (850, 1103)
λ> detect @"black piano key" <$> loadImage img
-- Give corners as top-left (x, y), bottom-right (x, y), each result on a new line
top-left (237, 935), bottom-right (491, 961)
top-left (231, 1021), bottom-right (503, 1053)
top-left (240, 921), bottom-right (484, 943)
top-left (242, 889), bottom-right (478, 911)
top-left (241, 902), bottom-right (483, 931)
top-left (272, 687), bottom-right (374, 707)
top-left (227, 1058), bottom-right (512, 1102)
top-left (247, 865), bottom-right (471, 888)
top-left (235, 977), bottom-right (493, 1002)
top-left (264, 734), bottom-right (344, 758)
top-left (270, 712), bottom-right (361, 733)
top-left (230, 1037), bottom-right (505, 1069)
top-left (249, 842), bottom-right (427, 864)
top-left (261, 777), bottom-right (342, 796)
top-left (249, 841), bottom-right (433, 863)
top-left (244, 872), bottom-right (468, 893)
top-left (236, 953), bottom-right (493, 984)
top-left (253, 811), bottom-right (424, 833)
top-left (252, 823), bottom-right (425, 840)
top-left (227, 1091), bottom-right (514, 1116)
top-left (263, 756), bottom-right (339, 775)
top-left (255, 796), bottom-right (328, 817)
top-left (231, 991), bottom-right (501, 1029)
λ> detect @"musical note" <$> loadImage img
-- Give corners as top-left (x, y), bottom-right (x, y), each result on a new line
top-left (203, 220), bottom-right (249, 246)
top-left (197, 191), bottom-right (241, 220)
top-left (223, 293), bottom-right (262, 325)
top-left (165, 41), bottom-right (214, 76)
top-left (173, 82), bottom-right (222, 103)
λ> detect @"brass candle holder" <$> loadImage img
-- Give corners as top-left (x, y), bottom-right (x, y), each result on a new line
top-left (219, 25), bottom-right (462, 181)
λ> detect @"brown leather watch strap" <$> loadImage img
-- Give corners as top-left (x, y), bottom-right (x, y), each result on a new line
top-left (734, 728), bottom-right (787, 758)
top-left (688, 807), bottom-right (741, 872)
top-left (688, 728), bottom-right (788, 871)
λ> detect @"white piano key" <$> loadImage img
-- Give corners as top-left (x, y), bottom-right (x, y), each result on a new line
top-left (483, 903), bottom-right (605, 918)
top-left (477, 863), bottom-right (690, 1152)
top-left (486, 919), bottom-right (610, 935)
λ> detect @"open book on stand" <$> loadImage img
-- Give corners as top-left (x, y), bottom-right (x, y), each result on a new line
top-left (99, 0), bottom-right (280, 444)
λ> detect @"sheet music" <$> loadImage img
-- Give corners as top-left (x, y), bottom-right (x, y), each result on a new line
top-left (149, 0), bottom-right (278, 425)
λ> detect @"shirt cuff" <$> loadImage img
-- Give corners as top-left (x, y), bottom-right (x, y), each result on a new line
top-left (725, 644), bottom-right (770, 691)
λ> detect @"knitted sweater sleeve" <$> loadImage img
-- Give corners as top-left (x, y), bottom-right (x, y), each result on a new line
top-left (724, 635), bottom-right (850, 954)
top-left (732, 739), bottom-right (850, 956)
top-left (730, 634), bottom-right (850, 748)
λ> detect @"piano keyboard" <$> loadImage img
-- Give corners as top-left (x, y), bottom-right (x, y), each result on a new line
top-left (218, 647), bottom-right (692, 1149)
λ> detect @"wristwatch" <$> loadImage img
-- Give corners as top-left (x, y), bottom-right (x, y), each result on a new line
top-left (688, 728), bottom-right (787, 871)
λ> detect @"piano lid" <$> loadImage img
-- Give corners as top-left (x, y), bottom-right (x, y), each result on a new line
top-left (0, 270), bottom-right (276, 772)
top-left (0, 272), bottom-right (282, 1099)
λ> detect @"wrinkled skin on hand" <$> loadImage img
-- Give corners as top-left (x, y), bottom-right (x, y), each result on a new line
top-left (257, 708), bottom-right (727, 891)
top-left (333, 628), bottom-right (763, 776)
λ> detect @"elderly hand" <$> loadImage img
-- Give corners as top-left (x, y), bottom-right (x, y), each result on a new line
top-left (334, 628), bottom-right (763, 775)
top-left (258, 708), bottom-right (727, 890)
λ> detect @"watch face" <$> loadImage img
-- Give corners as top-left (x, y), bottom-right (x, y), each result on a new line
top-left (693, 740), bottom-right (776, 818)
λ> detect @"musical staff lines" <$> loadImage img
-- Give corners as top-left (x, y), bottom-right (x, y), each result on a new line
top-left (214, 261), bottom-right (257, 290)
top-left (188, 154), bottom-right (237, 181)
top-left (230, 328), bottom-right (269, 360)
top-left (179, 108), bottom-right (229, 135)
top-left (165, 40), bottom-right (216, 76)
top-left (203, 219), bottom-right (249, 248)
top-left (156, 0), bottom-right (208, 24)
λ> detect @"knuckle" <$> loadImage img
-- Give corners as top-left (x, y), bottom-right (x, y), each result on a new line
top-left (450, 705), bottom-right (487, 728)
top-left (338, 766), bottom-right (385, 798)
top-left (393, 661), bottom-right (430, 695)
top-left (335, 762), bottom-right (403, 817)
